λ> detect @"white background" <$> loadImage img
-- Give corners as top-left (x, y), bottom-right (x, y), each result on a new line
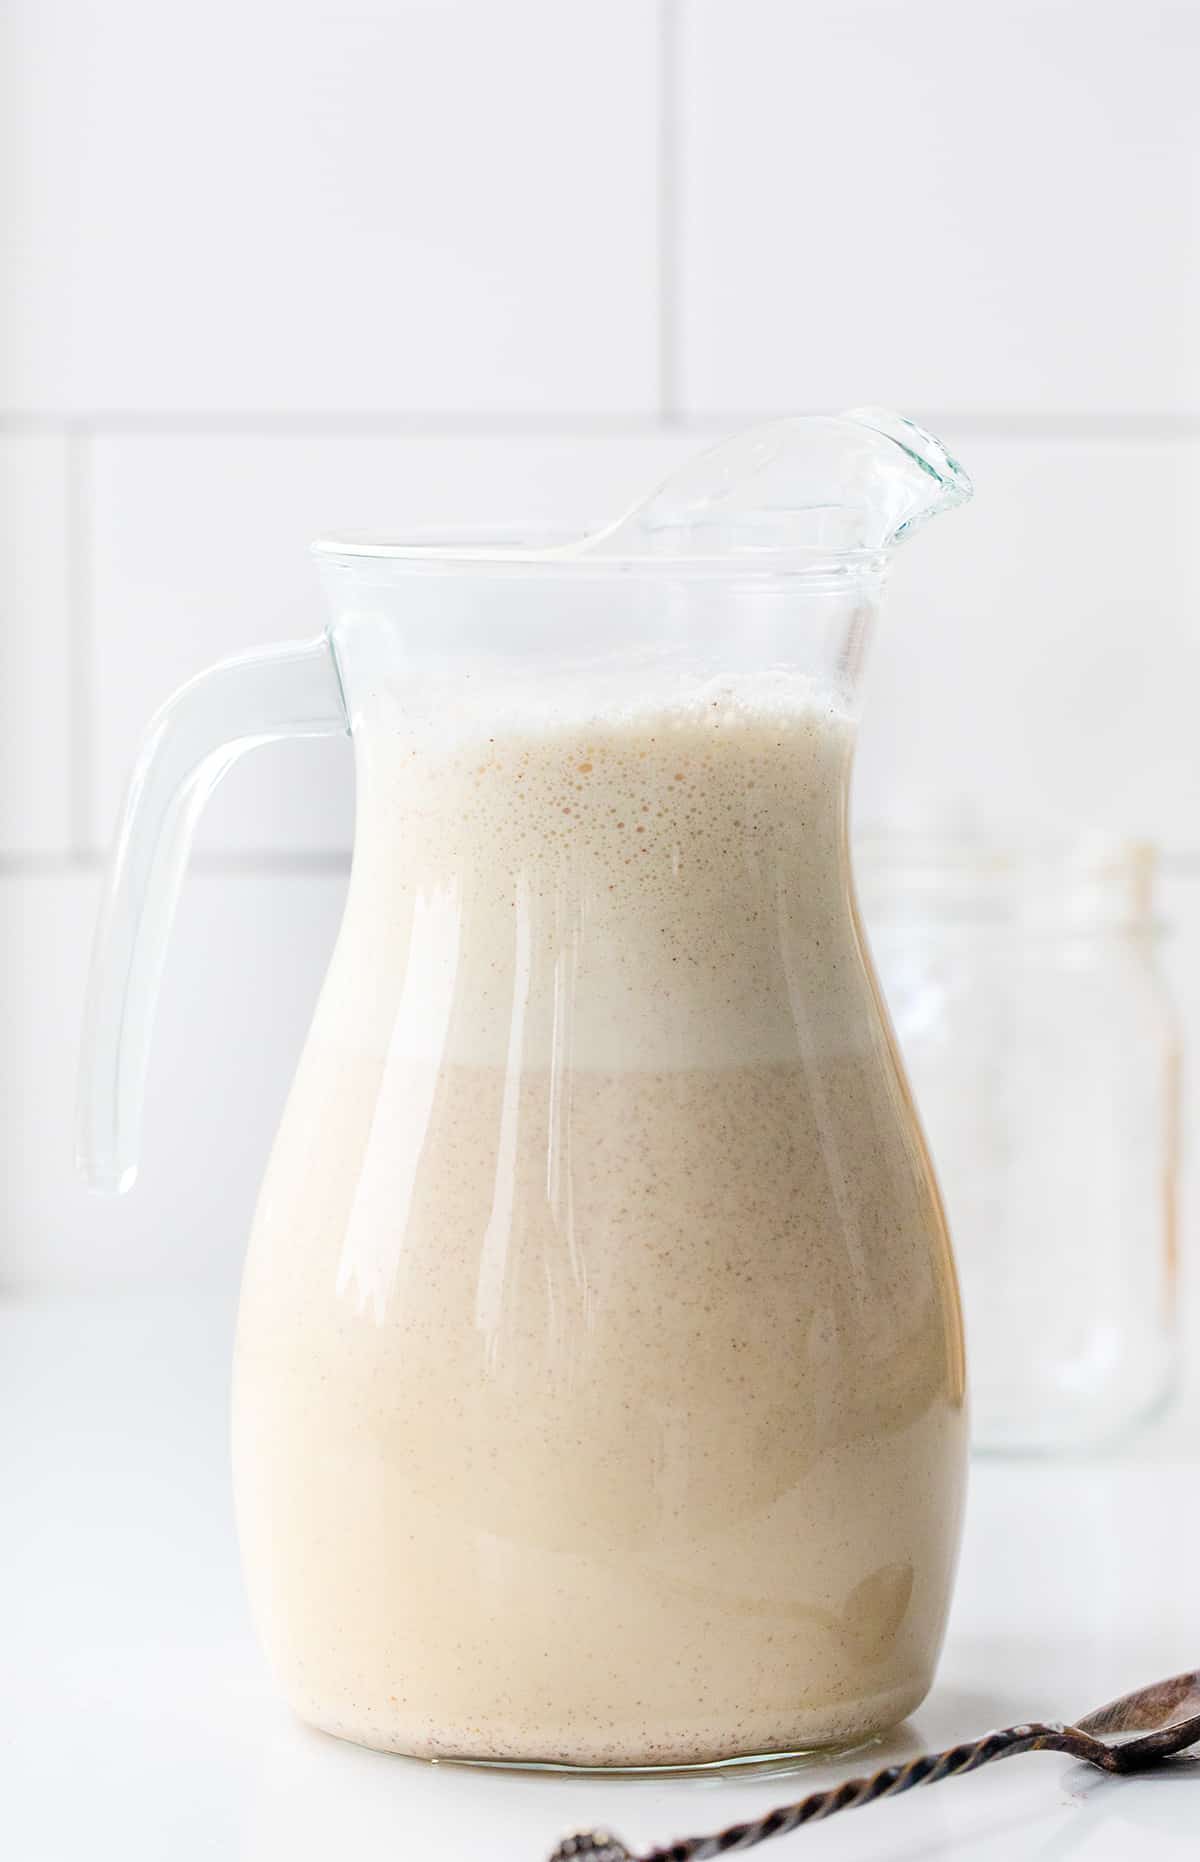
top-left (2, 0), bottom-right (1197, 1418)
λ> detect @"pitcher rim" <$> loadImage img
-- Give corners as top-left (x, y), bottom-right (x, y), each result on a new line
top-left (312, 522), bottom-right (891, 579)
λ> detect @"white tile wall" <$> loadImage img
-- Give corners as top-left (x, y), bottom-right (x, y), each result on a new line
top-left (679, 0), bottom-right (1200, 416)
top-left (0, 435), bottom-right (72, 853)
top-left (2, 0), bottom-right (659, 415)
top-left (0, 0), bottom-right (1197, 1446)
top-left (855, 437), bottom-right (1200, 853)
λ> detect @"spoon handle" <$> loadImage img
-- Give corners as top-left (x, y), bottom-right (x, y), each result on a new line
top-left (550, 1722), bottom-right (1109, 1862)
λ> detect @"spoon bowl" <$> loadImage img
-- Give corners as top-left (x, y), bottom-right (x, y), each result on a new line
top-left (1077, 1668), bottom-right (1200, 1762)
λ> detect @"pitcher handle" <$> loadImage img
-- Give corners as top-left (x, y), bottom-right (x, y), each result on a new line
top-left (77, 633), bottom-right (349, 1194)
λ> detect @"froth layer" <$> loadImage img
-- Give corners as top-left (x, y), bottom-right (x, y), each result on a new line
top-left (320, 694), bottom-right (862, 1071)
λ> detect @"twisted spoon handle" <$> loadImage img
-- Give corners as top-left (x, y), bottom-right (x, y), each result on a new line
top-left (550, 1722), bottom-right (1112, 1862)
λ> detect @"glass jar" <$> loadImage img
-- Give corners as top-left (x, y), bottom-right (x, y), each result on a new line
top-left (857, 831), bottom-right (1180, 1454)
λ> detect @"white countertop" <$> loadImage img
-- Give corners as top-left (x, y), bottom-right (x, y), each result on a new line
top-left (3, 1291), bottom-right (1197, 1861)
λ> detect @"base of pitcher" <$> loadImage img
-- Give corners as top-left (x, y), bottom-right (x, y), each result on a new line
top-left (296, 1677), bottom-right (928, 1772)
top-left (436, 1736), bottom-right (883, 1777)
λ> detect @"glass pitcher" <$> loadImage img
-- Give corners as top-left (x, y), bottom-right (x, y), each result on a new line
top-left (79, 410), bottom-right (971, 1770)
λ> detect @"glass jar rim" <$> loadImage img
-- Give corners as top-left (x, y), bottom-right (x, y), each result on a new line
top-left (855, 827), bottom-right (1159, 933)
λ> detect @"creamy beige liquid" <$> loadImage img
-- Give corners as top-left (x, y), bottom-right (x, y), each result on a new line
top-left (233, 691), bottom-right (966, 1766)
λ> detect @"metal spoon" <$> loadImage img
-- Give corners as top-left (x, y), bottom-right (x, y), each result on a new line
top-left (548, 1668), bottom-right (1200, 1862)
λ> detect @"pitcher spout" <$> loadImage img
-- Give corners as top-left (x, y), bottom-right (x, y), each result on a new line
top-left (577, 405), bottom-right (971, 563)
top-left (840, 406), bottom-right (974, 546)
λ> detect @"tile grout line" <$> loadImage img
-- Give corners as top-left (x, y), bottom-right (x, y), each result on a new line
top-left (656, 0), bottom-right (682, 427)
top-left (670, 411), bottom-right (1200, 441)
top-left (0, 411), bottom-right (672, 438)
top-left (7, 410), bottom-right (1200, 440)
top-left (64, 423), bottom-right (94, 860)
top-left (0, 850), bottom-right (353, 877)
top-left (188, 850), bottom-right (352, 875)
